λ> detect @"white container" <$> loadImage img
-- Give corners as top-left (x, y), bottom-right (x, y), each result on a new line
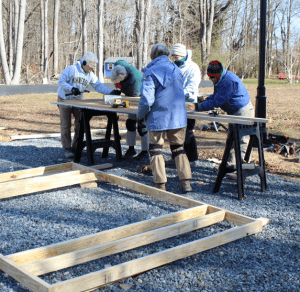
top-left (103, 95), bottom-right (122, 105)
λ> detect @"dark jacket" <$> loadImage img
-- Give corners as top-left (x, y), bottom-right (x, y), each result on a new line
top-left (115, 60), bottom-right (143, 97)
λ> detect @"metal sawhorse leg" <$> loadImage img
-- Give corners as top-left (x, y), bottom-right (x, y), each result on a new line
top-left (213, 123), bottom-right (267, 200)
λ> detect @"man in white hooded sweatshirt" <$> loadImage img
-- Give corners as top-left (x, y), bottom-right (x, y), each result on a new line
top-left (171, 44), bottom-right (201, 164)
top-left (57, 52), bottom-right (120, 158)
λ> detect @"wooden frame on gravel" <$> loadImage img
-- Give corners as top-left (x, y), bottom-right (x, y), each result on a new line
top-left (0, 162), bottom-right (269, 292)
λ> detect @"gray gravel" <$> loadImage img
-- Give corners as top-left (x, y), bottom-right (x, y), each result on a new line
top-left (0, 138), bottom-right (299, 292)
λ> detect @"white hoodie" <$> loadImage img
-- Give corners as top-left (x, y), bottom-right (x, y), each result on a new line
top-left (57, 60), bottom-right (112, 100)
top-left (177, 50), bottom-right (201, 103)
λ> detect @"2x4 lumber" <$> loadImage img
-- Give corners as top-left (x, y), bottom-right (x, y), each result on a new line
top-left (95, 171), bottom-right (203, 209)
top-left (9, 129), bottom-right (127, 141)
top-left (0, 254), bottom-right (50, 292)
top-left (187, 113), bottom-right (254, 125)
top-left (0, 171), bottom-right (100, 200)
top-left (71, 163), bottom-right (113, 171)
top-left (206, 206), bottom-right (256, 226)
top-left (0, 162), bottom-right (73, 183)
top-left (24, 210), bottom-right (226, 276)
top-left (0, 168), bottom-right (95, 190)
top-left (93, 171), bottom-right (258, 226)
top-left (49, 219), bottom-right (265, 292)
top-left (8, 205), bottom-right (208, 266)
top-left (220, 114), bottom-right (268, 124)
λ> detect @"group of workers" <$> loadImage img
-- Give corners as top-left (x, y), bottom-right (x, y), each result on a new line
top-left (57, 43), bottom-right (253, 194)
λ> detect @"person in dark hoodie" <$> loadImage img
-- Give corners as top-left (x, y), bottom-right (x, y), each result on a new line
top-left (196, 60), bottom-right (254, 165)
top-left (136, 44), bottom-right (192, 194)
top-left (110, 60), bottom-right (149, 161)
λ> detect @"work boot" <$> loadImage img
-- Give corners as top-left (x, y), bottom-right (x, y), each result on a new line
top-left (134, 150), bottom-right (149, 161)
top-left (124, 148), bottom-right (136, 159)
top-left (154, 183), bottom-right (166, 191)
top-left (64, 148), bottom-right (75, 159)
top-left (181, 180), bottom-right (192, 194)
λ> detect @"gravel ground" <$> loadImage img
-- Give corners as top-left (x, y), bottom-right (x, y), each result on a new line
top-left (0, 138), bottom-right (299, 292)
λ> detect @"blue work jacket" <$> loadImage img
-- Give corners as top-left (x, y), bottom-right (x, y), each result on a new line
top-left (201, 70), bottom-right (250, 114)
top-left (136, 55), bottom-right (187, 131)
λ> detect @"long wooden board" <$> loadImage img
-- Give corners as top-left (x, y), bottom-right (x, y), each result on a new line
top-left (0, 163), bottom-right (269, 292)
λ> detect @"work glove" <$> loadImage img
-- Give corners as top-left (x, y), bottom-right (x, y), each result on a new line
top-left (110, 89), bottom-right (121, 95)
top-left (137, 119), bottom-right (147, 137)
top-left (71, 87), bottom-right (81, 96)
top-left (196, 103), bottom-right (205, 111)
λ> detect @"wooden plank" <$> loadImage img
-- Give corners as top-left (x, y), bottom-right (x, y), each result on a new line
top-left (187, 112), bottom-right (268, 124)
top-left (94, 171), bottom-right (203, 209)
top-left (71, 163), bottom-right (113, 171)
top-left (9, 129), bottom-right (127, 141)
top-left (80, 182), bottom-right (98, 188)
top-left (8, 205), bottom-right (208, 266)
top-left (24, 210), bottom-right (225, 275)
top-left (0, 162), bottom-right (73, 183)
top-left (0, 254), bottom-right (50, 292)
top-left (0, 171), bottom-right (100, 199)
top-left (0, 169), bottom-right (95, 190)
top-left (48, 219), bottom-right (265, 292)
top-left (187, 113), bottom-right (254, 125)
top-left (93, 171), bottom-right (263, 226)
top-left (89, 163), bottom-right (113, 170)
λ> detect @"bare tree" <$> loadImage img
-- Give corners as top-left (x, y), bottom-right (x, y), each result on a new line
top-left (53, 0), bottom-right (60, 77)
top-left (81, 0), bottom-right (87, 55)
top-left (11, 0), bottom-right (27, 84)
top-left (43, 0), bottom-right (49, 80)
top-left (0, 0), bottom-right (11, 83)
top-left (199, 0), bottom-right (214, 79)
top-left (97, 0), bottom-right (104, 82)
top-left (142, 0), bottom-right (152, 68)
top-left (134, 0), bottom-right (145, 70)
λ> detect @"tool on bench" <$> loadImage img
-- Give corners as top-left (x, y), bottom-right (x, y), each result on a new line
top-left (112, 98), bottom-right (130, 108)
top-left (208, 110), bottom-right (228, 132)
top-left (65, 89), bottom-right (90, 96)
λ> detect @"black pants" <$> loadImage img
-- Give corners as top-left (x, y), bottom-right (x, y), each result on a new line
top-left (184, 119), bottom-right (198, 162)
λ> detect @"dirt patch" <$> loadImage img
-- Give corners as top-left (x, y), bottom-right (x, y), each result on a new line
top-left (0, 85), bottom-right (300, 182)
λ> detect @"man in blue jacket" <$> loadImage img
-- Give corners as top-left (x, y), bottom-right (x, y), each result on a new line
top-left (136, 44), bottom-right (192, 193)
top-left (196, 60), bottom-right (254, 165)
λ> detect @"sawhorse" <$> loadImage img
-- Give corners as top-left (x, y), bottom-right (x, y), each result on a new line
top-left (74, 109), bottom-right (122, 165)
top-left (213, 123), bottom-right (267, 200)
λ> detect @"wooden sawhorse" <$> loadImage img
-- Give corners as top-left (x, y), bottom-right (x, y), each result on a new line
top-left (74, 109), bottom-right (122, 165)
top-left (213, 122), bottom-right (267, 200)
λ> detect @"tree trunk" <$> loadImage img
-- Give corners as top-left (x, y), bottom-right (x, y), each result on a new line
top-left (135, 0), bottom-right (144, 71)
top-left (43, 0), bottom-right (49, 80)
top-left (9, 0), bottom-right (13, 77)
top-left (81, 0), bottom-right (88, 55)
top-left (40, 0), bottom-right (44, 72)
top-left (97, 0), bottom-right (104, 82)
top-left (142, 0), bottom-right (152, 68)
top-left (199, 0), bottom-right (208, 79)
top-left (11, 0), bottom-right (27, 84)
top-left (0, 0), bottom-right (12, 84)
top-left (53, 0), bottom-right (60, 76)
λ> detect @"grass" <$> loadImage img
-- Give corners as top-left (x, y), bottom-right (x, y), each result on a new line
top-left (243, 78), bottom-right (300, 87)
